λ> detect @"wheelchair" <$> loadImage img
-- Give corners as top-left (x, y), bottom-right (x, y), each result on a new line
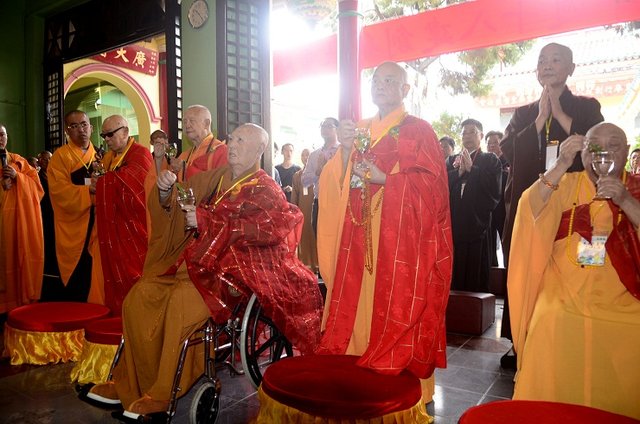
top-left (109, 292), bottom-right (294, 424)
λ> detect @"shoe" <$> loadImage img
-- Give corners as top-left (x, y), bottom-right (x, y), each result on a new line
top-left (87, 381), bottom-right (121, 405)
top-left (500, 348), bottom-right (517, 370)
top-left (126, 394), bottom-right (170, 416)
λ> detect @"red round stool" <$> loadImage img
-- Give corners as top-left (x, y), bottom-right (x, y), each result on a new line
top-left (255, 354), bottom-right (430, 423)
top-left (71, 317), bottom-right (123, 384)
top-left (3, 302), bottom-right (111, 365)
top-left (459, 400), bottom-right (640, 424)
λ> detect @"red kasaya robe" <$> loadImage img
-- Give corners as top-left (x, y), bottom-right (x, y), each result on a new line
top-left (96, 139), bottom-right (152, 315)
top-left (183, 167), bottom-right (323, 355)
top-left (319, 114), bottom-right (453, 378)
top-left (176, 134), bottom-right (227, 182)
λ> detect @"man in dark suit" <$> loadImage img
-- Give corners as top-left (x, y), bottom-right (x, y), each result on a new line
top-left (448, 118), bottom-right (502, 293)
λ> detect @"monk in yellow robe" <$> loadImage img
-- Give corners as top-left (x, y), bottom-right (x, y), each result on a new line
top-left (317, 62), bottom-right (453, 413)
top-left (0, 123), bottom-right (44, 312)
top-left (46, 110), bottom-right (103, 303)
top-left (509, 122), bottom-right (640, 419)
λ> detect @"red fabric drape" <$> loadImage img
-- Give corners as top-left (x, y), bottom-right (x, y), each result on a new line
top-left (273, 0), bottom-right (640, 86)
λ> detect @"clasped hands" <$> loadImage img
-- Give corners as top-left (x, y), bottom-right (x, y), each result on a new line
top-left (338, 119), bottom-right (386, 185)
top-left (454, 149), bottom-right (473, 176)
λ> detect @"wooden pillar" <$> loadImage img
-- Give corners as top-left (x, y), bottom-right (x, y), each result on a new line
top-left (337, 0), bottom-right (360, 121)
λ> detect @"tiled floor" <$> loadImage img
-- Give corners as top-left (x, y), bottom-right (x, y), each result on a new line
top-left (0, 299), bottom-right (514, 424)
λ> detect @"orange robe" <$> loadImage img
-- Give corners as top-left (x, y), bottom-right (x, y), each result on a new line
top-left (291, 168), bottom-right (318, 272)
top-left (318, 106), bottom-right (453, 381)
top-left (509, 172), bottom-right (640, 419)
top-left (48, 143), bottom-right (104, 304)
top-left (96, 139), bottom-right (152, 315)
top-left (0, 152), bottom-right (44, 312)
top-left (175, 134), bottom-right (227, 182)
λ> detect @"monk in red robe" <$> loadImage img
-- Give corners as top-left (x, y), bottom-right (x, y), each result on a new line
top-left (317, 62), bottom-right (453, 410)
top-left (85, 123), bottom-right (322, 418)
top-left (92, 115), bottom-right (152, 315)
top-left (0, 123), bottom-right (44, 312)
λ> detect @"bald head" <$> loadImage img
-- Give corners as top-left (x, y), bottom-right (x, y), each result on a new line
top-left (101, 115), bottom-right (130, 154)
top-left (184, 105), bottom-right (212, 145)
top-left (582, 122), bottom-right (629, 178)
top-left (227, 123), bottom-right (270, 178)
top-left (537, 43), bottom-right (575, 89)
top-left (371, 61), bottom-right (410, 117)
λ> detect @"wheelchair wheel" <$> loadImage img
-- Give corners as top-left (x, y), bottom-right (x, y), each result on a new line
top-left (240, 294), bottom-right (294, 389)
top-left (188, 379), bottom-right (220, 424)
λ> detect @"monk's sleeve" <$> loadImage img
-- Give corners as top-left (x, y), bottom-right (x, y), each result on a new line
top-left (48, 150), bottom-right (92, 219)
top-left (508, 174), bottom-right (574, 364)
top-left (500, 106), bottom-right (538, 168)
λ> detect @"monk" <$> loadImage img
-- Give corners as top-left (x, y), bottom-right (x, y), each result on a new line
top-left (0, 123), bottom-right (44, 312)
top-left (291, 148), bottom-right (318, 272)
top-left (509, 122), bottom-right (640, 419)
top-left (46, 110), bottom-right (103, 303)
top-left (172, 104), bottom-right (227, 182)
top-left (317, 62), bottom-right (453, 413)
top-left (85, 123), bottom-right (322, 418)
top-left (92, 115), bottom-right (152, 315)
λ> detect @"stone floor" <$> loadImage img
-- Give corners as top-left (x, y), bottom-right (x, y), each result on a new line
top-left (0, 299), bottom-right (514, 424)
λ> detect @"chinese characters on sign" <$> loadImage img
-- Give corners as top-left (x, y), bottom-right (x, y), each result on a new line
top-left (93, 45), bottom-right (158, 76)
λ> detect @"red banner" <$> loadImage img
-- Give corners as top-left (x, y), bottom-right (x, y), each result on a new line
top-left (93, 44), bottom-right (158, 76)
top-left (273, 0), bottom-right (640, 86)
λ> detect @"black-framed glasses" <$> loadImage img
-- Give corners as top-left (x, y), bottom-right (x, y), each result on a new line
top-left (67, 122), bottom-right (90, 130)
top-left (100, 126), bottom-right (125, 139)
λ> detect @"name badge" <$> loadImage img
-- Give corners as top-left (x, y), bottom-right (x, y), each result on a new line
top-left (545, 140), bottom-right (559, 171)
top-left (576, 234), bottom-right (607, 266)
top-left (84, 178), bottom-right (92, 186)
top-left (303, 186), bottom-right (308, 196)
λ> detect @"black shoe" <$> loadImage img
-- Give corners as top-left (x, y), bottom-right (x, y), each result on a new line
top-left (500, 349), bottom-right (517, 370)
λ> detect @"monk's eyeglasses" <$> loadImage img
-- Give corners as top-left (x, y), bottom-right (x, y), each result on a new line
top-left (67, 122), bottom-right (90, 130)
top-left (100, 126), bottom-right (125, 139)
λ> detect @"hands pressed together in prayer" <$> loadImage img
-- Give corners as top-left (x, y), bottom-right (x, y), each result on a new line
top-left (338, 119), bottom-right (386, 185)
top-left (535, 85), bottom-right (572, 135)
top-left (454, 149), bottom-right (473, 177)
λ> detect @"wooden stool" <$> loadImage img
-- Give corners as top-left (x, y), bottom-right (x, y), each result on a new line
top-left (255, 354), bottom-right (430, 423)
top-left (3, 302), bottom-right (110, 365)
top-left (446, 290), bottom-right (495, 335)
top-left (71, 317), bottom-right (122, 384)
top-left (459, 400), bottom-right (640, 424)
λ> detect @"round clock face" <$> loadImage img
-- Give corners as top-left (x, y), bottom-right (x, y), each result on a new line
top-left (188, 0), bottom-right (209, 29)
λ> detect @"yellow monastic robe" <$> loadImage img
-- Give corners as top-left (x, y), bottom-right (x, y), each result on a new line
top-left (509, 172), bottom-right (640, 419)
top-left (48, 143), bottom-right (104, 304)
top-left (0, 152), bottom-right (44, 312)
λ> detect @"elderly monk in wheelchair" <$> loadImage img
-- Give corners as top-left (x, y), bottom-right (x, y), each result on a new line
top-left (85, 123), bottom-right (323, 418)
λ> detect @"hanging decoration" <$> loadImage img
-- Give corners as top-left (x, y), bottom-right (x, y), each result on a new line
top-left (287, 0), bottom-right (336, 27)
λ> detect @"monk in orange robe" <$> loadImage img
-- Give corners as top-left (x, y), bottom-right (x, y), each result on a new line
top-left (171, 105), bottom-right (227, 182)
top-left (317, 62), bottom-right (453, 411)
top-left (0, 123), bottom-right (44, 312)
top-left (46, 110), bottom-right (103, 303)
top-left (85, 123), bottom-right (322, 418)
top-left (92, 115), bottom-right (152, 315)
top-left (508, 123), bottom-right (640, 419)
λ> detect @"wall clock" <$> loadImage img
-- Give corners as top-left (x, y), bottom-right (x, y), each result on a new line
top-left (188, 0), bottom-right (209, 29)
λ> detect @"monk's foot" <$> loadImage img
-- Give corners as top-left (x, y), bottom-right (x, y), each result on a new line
top-left (85, 381), bottom-right (121, 405)
top-left (124, 394), bottom-right (169, 419)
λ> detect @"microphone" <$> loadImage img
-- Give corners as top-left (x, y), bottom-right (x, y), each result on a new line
top-left (0, 149), bottom-right (7, 168)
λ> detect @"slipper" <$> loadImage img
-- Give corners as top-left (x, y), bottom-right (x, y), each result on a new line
top-left (80, 382), bottom-right (122, 408)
